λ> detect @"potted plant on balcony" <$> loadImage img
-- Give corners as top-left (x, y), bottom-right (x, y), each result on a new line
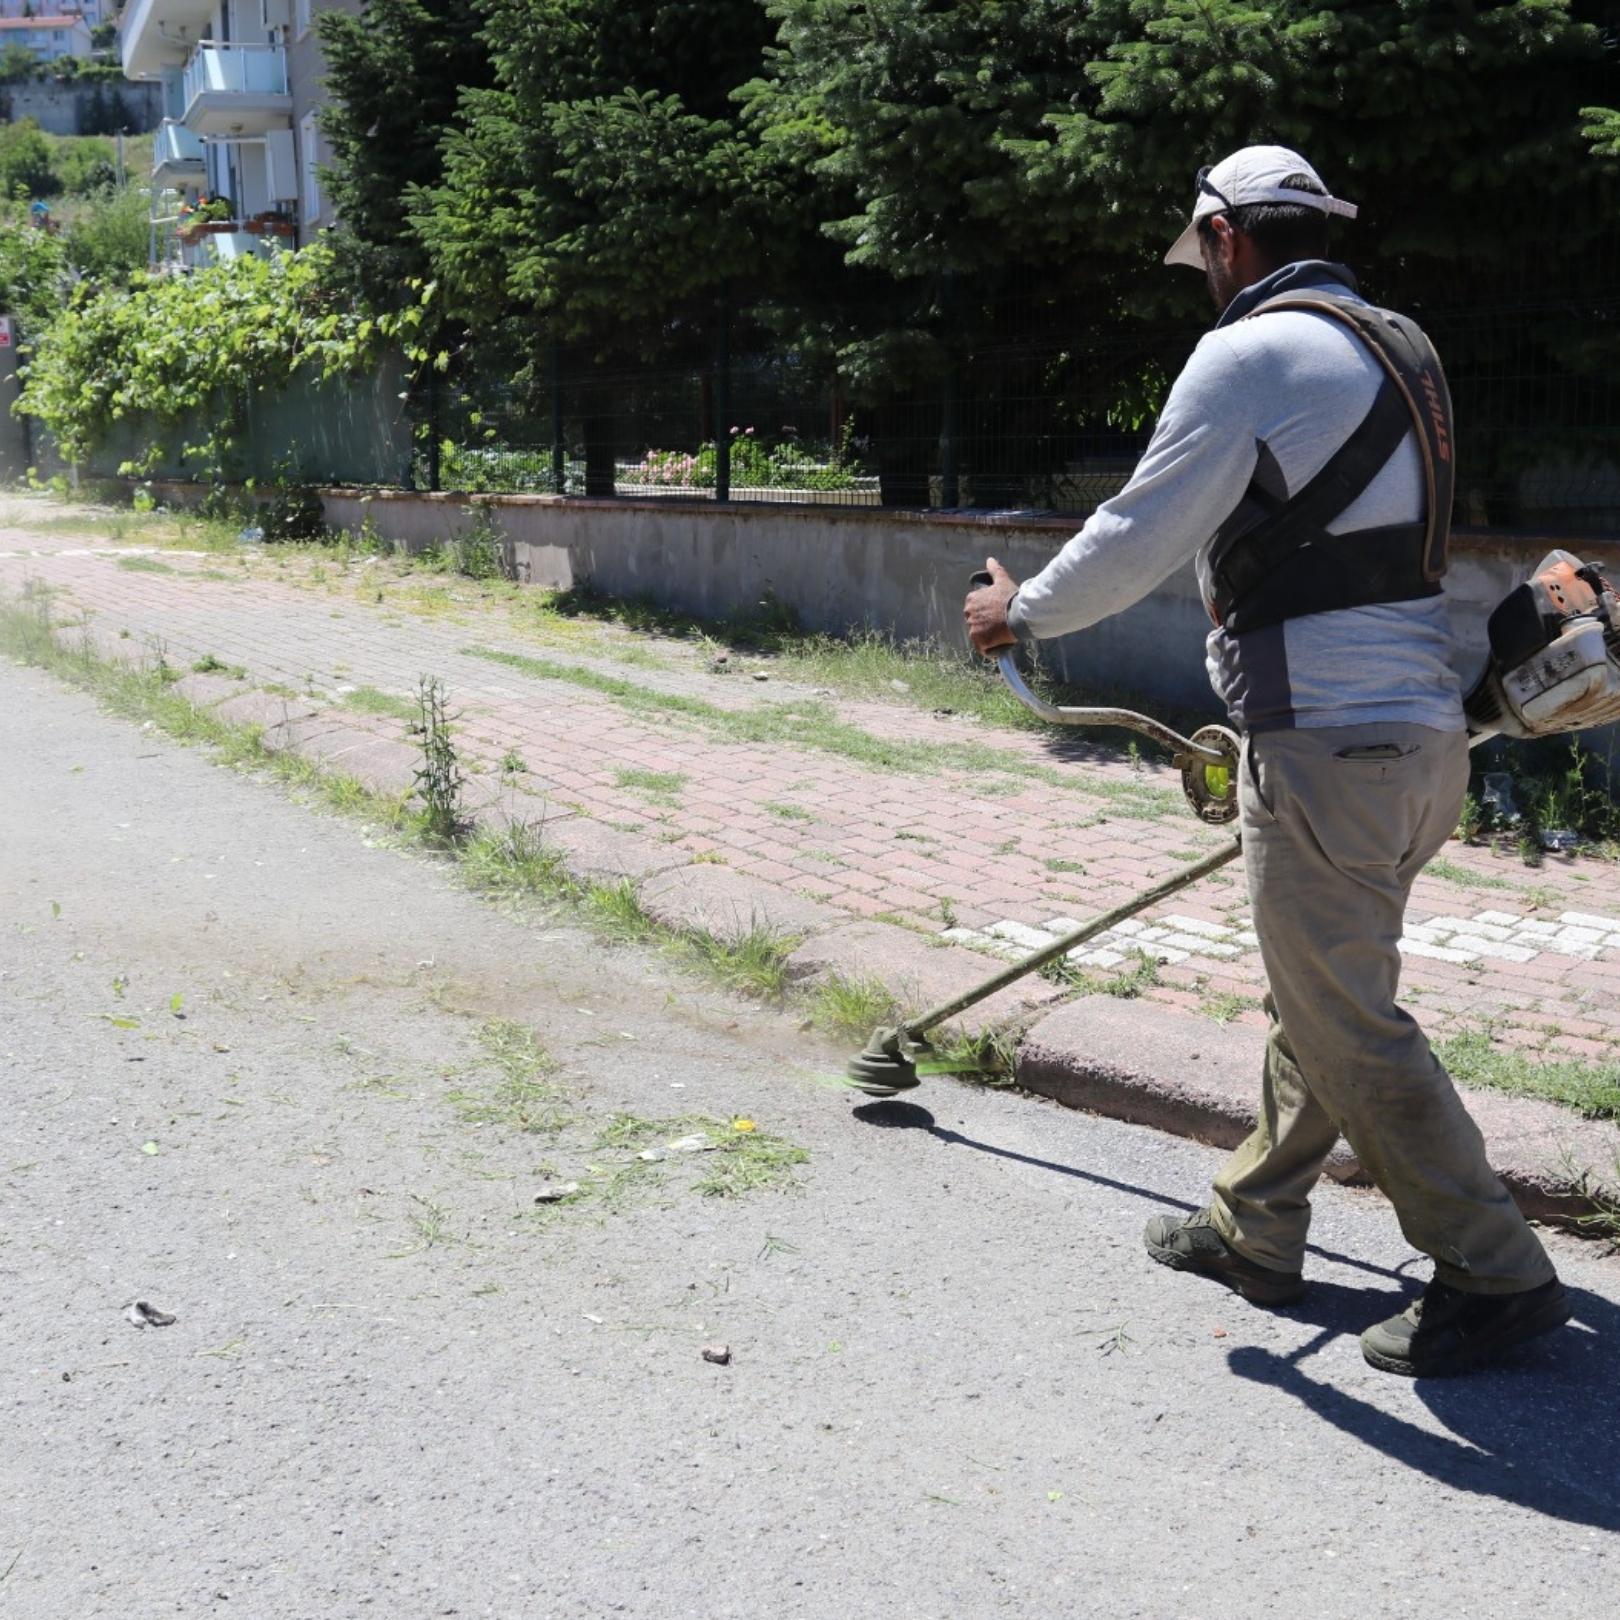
top-left (244, 207), bottom-right (297, 239)
top-left (176, 195), bottom-right (237, 243)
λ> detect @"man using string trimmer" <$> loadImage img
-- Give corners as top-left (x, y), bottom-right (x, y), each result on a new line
top-left (964, 146), bottom-right (1572, 1378)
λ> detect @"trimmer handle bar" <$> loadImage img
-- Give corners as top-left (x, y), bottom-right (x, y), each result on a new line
top-left (967, 570), bottom-right (1239, 822)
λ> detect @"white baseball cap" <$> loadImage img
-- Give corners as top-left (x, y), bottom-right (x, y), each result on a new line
top-left (1164, 144), bottom-right (1358, 269)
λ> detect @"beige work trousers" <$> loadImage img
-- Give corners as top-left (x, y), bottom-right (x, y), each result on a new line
top-left (1209, 722), bottom-right (1554, 1295)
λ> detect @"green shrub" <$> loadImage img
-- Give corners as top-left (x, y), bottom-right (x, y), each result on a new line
top-left (59, 185), bottom-right (150, 285)
top-left (0, 120), bottom-right (55, 200)
top-left (17, 242), bottom-right (424, 474)
top-left (0, 202), bottom-right (69, 334)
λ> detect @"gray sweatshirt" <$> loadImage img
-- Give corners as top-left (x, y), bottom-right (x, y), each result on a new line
top-left (1006, 263), bottom-right (1464, 735)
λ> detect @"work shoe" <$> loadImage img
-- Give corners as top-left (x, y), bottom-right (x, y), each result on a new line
top-left (1360, 1276), bottom-right (1571, 1377)
top-left (1143, 1208), bottom-right (1306, 1306)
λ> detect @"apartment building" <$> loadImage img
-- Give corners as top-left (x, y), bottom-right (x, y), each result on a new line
top-left (119, 0), bottom-right (358, 269)
top-left (0, 2), bottom-right (110, 22)
top-left (0, 14), bottom-right (95, 62)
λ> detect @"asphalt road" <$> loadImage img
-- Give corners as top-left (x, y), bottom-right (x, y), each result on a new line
top-left (3, 660), bottom-right (1617, 1620)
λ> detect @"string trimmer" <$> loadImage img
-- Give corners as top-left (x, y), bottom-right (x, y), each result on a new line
top-left (846, 573), bottom-right (1243, 1098)
top-left (847, 546), bottom-right (1620, 1097)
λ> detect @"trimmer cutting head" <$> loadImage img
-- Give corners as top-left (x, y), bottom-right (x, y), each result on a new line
top-left (845, 1026), bottom-right (926, 1097)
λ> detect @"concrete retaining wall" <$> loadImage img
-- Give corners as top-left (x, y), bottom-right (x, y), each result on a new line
top-left (320, 488), bottom-right (1620, 734)
top-left (3, 80), bottom-right (163, 136)
top-left (322, 492), bottom-right (1224, 709)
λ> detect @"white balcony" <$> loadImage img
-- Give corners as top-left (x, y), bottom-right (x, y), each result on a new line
top-left (169, 221), bottom-right (294, 271)
top-left (182, 43), bottom-right (291, 138)
top-left (152, 118), bottom-right (206, 188)
top-left (199, 229), bottom-right (290, 266)
top-left (120, 0), bottom-right (215, 81)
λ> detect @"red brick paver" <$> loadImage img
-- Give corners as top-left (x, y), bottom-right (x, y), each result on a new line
top-left (5, 506), bottom-right (1619, 1069)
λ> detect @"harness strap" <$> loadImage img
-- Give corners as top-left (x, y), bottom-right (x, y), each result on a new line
top-left (1208, 294), bottom-right (1456, 635)
top-left (1212, 376), bottom-right (1412, 614)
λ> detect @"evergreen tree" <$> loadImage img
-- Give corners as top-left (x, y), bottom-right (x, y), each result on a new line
top-left (749, 1), bottom-right (1094, 281)
top-left (1026, 1), bottom-right (1616, 306)
top-left (411, 0), bottom-right (792, 347)
top-left (316, 0), bottom-right (495, 305)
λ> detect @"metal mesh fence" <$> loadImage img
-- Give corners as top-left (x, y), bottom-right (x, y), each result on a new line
top-left (24, 259), bottom-right (1620, 539)
top-left (421, 317), bottom-right (1198, 519)
top-left (412, 280), bottom-right (1620, 536)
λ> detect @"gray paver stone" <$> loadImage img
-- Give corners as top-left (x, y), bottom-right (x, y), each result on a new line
top-left (473, 791), bottom-right (578, 835)
top-left (543, 818), bottom-right (693, 883)
top-left (640, 864), bottom-right (842, 943)
top-left (311, 735), bottom-right (420, 797)
top-left (169, 671), bottom-right (246, 711)
top-left (212, 691), bottom-right (317, 736)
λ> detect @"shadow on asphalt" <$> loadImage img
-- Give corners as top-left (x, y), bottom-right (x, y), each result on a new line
top-left (1227, 1282), bottom-right (1620, 1532)
top-left (853, 1099), bottom-right (1420, 1282)
top-left (855, 1100), bottom-right (1620, 1531)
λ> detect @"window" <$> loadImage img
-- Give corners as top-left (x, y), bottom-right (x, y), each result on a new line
top-left (301, 113), bottom-right (322, 224)
top-left (296, 0), bottom-right (312, 38)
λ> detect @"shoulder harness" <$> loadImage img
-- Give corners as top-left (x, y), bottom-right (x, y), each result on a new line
top-left (1207, 294), bottom-right (1455, 636)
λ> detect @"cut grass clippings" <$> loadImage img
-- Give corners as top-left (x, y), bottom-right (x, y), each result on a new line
top-left (445, 1019), bottom-right (571, 1135)
top-left (1, 586), bottom-right (818, 1209)
top-left (591, 1112), bottom-right (807, 1198)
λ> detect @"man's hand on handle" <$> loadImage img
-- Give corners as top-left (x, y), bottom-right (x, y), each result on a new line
top-left (964, 557), bottom-right (1020, 656)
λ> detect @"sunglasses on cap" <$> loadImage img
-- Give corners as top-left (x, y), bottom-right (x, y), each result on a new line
top-left (1196, 166), bottom-right (1235, 211)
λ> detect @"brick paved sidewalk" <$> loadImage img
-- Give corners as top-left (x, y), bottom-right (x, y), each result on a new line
top-left (5, 499), bottom-right (1620, 1080)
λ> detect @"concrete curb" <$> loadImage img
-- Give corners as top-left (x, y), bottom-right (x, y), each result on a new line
top-left (162, 658), bottom-right (1620, 1236)
top-left (1016, 996), bottom-right (1620, 1229)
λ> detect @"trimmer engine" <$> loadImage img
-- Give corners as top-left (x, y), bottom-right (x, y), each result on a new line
top-left (1465, 550), bottom-right (1620, 741)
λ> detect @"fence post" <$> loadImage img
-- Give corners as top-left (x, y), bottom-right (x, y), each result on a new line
top-left (939, 271), bottom-right (960, 510)
top-left (550, 337), bottom-right (565, 495)
top-left (0, 314), bottom-right (30, 483)
top-left (426, 363), bottom-right (442, 493)
top-left (714, 298), bottom-right (731, 504)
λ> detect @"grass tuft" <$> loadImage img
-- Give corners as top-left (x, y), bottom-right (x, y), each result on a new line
top-left (1424, 858), bottom-right (1517, 891)
top-left (460, 643), bottom-right (1180, 818)
top-left (1041, 946), bottom-right (1163, 1000)
top-left (460, 818), bottom-right (570, 898)
top-left (808, 972), bottom-right (900, 1038)
top-left (343, 685), bottom-right (418, 723)
top-left (614, 766), bottom-right (687, 803)
top-left (921, 1027), bottom-right (1021, 1083)
top-left (675, 918), bottom-right (798, 1000)
top-left (1435, 1028), bottom-right (1620, 1121)
top-left (582, 878), bottom-right (658, 942)
top-left (1200, 990), bottom-right (1259, 1026)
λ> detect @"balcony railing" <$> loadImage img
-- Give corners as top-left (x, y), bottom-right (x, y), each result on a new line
top-left (152, 118), bottom-right (205, 178)
top-left (182, 42), bottom-right (289, 111)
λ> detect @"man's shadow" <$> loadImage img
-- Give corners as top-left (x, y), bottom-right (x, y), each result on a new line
top-left (855, 1099), bottom-right (1620, 1532)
